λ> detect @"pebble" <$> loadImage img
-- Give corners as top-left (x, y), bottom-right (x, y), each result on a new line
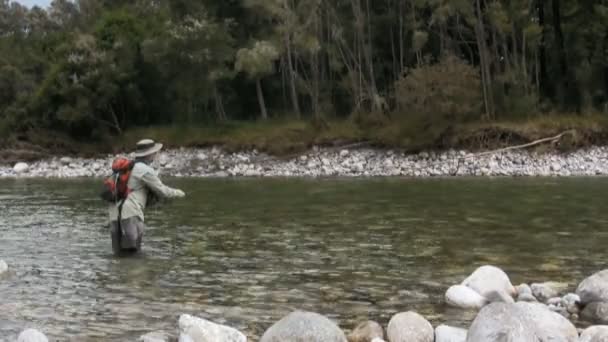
top-left (3, 147), bottom-right (608, 178)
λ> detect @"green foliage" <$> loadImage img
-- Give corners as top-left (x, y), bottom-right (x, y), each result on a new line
top-left (0, 0), bottom-right (607, 148)
top-left (395, 55), bottom-right (482, 121)
top-left (235, 40), bottom-right (279, 79)
top-left (390, 55), bottom-right (482, 148)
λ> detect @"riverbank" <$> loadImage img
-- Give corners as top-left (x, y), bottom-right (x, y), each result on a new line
top-left (3, 145), bottom-right (608, 178)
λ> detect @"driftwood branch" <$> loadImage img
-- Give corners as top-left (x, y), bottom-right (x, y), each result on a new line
top-left (451, 130), bottom-right (575, 175)
top-left (463, 130), bottom-right (575, 159)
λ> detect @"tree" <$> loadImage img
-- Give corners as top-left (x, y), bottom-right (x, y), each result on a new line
top-left (235, 40), bottom-right (280, 119)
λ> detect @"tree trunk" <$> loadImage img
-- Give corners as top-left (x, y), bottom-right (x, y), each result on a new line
top-left (537, 0), bottom-right (548, 97)
top-left (474, 0), bottom-right (494, 119)
top-left (256, 78), bottom-right (268, 120)
top-left (552, 0), bottom-right (571, 108)
top-left (398, 0), bottom-right (404, 72)
top-left (285, 33), bottom-right (301, 118)
top-left (364, 0), bottom-right (379, 112)
top-left (213, 85), bottom-right (227, 121)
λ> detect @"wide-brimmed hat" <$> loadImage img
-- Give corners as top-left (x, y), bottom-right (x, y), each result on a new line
top-left (133, 139), bottom-right (163, 158)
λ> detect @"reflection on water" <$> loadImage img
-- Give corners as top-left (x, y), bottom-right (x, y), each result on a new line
top-left (1, 177), bottom-right (608, 340)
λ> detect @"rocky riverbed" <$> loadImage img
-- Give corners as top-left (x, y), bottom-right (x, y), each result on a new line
top-left (9, 263), bottom-right (608, 342)
top-left (3, 146), bottom-right (608, 178)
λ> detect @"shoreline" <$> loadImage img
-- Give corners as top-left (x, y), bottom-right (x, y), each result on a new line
top-left (3, 145), bottom-right (608, 178)
top-left (6, 264), bottom-right (608, 341)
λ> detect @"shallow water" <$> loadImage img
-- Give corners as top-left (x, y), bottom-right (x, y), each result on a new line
top-left (1, 177), bottom-right (608, 341)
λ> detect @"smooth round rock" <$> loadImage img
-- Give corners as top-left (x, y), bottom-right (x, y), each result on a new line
top-left (446, 285), bottom-right (488, 309)
top-left (347, 320), bottom-right (384, 342)
top-left (466, 302), bottom-right (578, 342)
top-left (578, 270), bottom-right (608, 305)
top-left (580, 326), bottom-right (608, 342)
top-left (260, 311), bottom-right (347, 342)
top-left (386, 311), bottom-right (433, 342)
top-left (17, 329), bottom-right (48, 342)
top-left (178, 314), bottom-right (246, 342)
top-left (435, 325), bottom-right (467, 342)
top-left (13, 162), bottom-right (29, 174)
top-left (461, 265), bottom-right (516, 298)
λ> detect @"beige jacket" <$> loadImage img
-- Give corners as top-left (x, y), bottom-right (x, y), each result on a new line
top-left (108, 162), bottom-right (182, 222)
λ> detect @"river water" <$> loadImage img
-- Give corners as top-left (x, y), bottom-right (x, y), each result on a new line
top-left (1, 178), bottom-right (607, 341)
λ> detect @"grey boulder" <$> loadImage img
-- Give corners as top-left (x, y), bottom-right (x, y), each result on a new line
top-left (260, 311), bottom-right (347, 342)
top-left (580, 326), bottom-right (608, 342)
top-left (578, 270), bottom-right (608, 305)
top-left (466, 302), bottom-right (578, 342)
top-left (386, 311), bottom-right (433, 342)
top-left (582, 302), bottom-right (608, 324)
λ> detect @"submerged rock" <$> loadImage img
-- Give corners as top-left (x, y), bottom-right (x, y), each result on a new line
top-left (17, 329), bottom-right (48, 342)
top-left (347, 320), bottom-right (384, 342)
top-left (260, 311), bottom-right (347, 342)
top-left (386, 311), bottom-right (433, 342)
top-left (178, 314), bottom-right (246, 342)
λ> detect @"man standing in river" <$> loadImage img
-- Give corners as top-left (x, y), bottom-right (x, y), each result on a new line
top-left (108, 139), bottom-right (185, 255)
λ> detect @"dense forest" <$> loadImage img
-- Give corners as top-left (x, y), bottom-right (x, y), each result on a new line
top-left (1, 0), bottom-right (608, 150)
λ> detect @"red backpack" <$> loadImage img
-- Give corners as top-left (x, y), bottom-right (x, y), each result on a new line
top-left (100, 157), bottom-right (138, 203)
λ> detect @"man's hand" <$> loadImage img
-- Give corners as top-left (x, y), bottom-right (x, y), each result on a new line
top-left (175, 189), bottom-right (186, 198)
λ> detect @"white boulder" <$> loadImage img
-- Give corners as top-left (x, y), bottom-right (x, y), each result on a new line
top-left (445, 285), bottom-right (488, 309)
top-left (434, 325), bottom-right (467, 342)
top-left (17, 329), bottom-right (48, 342)
top-left (13, 162), bottom-right (29, 174)
top-left (461, 265), bottom-right (516, 298)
